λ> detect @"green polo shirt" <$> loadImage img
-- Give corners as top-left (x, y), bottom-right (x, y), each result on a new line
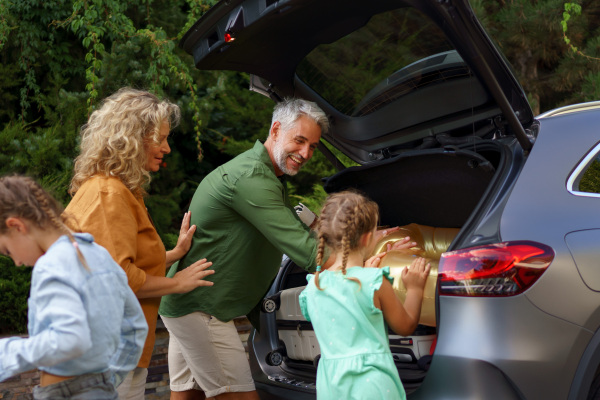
top-left (159, 141), bottom-right (318, 324)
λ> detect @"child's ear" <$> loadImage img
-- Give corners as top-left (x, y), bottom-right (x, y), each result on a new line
top-left (5, 217), bottom-right (27, 233)
top-left (360, 231), bottom-right (373, 247)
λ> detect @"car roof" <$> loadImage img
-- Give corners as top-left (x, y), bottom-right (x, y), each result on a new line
top-left (181, 0), bottom-right (534, 162)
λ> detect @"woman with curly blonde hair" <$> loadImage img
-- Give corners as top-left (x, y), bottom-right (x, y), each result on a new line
top-left (65, 88), bottom-right (215, 400)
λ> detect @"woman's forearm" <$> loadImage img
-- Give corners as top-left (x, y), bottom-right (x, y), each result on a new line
top-left (134, 274), bottom-right (182, 298)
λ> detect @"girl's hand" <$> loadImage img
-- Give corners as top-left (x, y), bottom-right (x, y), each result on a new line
top-left (173, 258), bottom-right (215, 293)
top-left (386, 236), bottom-right (419, 252)
top-left (401, 257), bottom-right (431, 291)
top-left (172, 211), bottom-right (196, 259)
top-left (374, 226), bottom-right (400, 244)
top-left (365, 252), bottom-right (387, 268)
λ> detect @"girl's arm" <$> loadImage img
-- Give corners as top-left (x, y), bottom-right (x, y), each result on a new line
top-left (375, 257), bottom-right (430, 336)
top-left (0, 271), bottom-right (92, 381)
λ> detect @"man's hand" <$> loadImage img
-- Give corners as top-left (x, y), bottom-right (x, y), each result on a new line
top-left (295, 202), bottom-right (317, 227)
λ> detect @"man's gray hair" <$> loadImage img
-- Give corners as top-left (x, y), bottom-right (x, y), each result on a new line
top-left (270, 98), bottom-right (329, 136)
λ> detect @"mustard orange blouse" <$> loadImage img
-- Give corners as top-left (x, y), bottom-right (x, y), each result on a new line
top-left (65, 176), bottom-right (166, 368)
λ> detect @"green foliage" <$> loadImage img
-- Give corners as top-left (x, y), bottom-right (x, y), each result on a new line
top-left (288, 183), bottom-right (329, 216)
top-left (0, 119), bottom-right (81, 204)
top-left (579, 159), bottom-right (600, 193)
top-left (0, 257), bottom-right (31, 334)
top-left (562, 2), bottom-right (583, 52)
top-left (0, 1), bottom-right (9, 51)
top-left (581, 71), bottom-right (600, 101)
top-left (472, 1), bottom-right (600, 114)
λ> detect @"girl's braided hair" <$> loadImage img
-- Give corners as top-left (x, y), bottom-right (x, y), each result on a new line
top-left (0, 175), bottom-right (90, 270)
top-left (314, 190), bottom-right (379, 289)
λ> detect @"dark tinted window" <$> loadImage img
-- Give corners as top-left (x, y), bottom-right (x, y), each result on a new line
top-left (296, 7), bottom-right (456, 116)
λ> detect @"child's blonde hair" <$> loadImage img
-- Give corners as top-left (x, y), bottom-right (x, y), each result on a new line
top-left (69, 87), bottom-right (180, 197)
top-left (0, 175), bottom-right (89, 270)
top-left (314, 190), bottom-right (379, 289)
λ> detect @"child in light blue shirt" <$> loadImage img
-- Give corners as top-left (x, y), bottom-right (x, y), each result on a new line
top-left (0, 175), bottom-right (148, 399)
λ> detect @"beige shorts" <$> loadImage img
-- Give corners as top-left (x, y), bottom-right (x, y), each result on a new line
top-left (161, 312), bottom-right (255, 398)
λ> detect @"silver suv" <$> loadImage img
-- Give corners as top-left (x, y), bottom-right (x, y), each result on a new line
top-left (180, 1), bottom-right (600, 399)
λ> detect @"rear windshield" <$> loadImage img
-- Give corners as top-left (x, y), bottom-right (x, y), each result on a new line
top-left (296, 7), bottom-right (460, 117)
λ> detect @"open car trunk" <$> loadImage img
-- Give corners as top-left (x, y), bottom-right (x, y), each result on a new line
top-left (250, 140), bottom-right (505, 396)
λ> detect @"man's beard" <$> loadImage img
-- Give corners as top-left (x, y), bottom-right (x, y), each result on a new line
top-left (273, 139), bottom-right (303, 176)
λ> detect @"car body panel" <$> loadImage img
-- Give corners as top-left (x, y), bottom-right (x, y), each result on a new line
top-left (434, 296), bottom-right (593, 400)
top-left (500, 109), bottom-right (600, 330)
top-left (566, 229), bottom-right (600, 291)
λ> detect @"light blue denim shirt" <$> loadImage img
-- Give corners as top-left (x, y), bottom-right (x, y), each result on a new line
top-left (0, 233), bottom-right (148, 383)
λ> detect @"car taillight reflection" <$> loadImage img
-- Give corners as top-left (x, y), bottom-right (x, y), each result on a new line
top-left (438, 241), bottom-right (554, 296)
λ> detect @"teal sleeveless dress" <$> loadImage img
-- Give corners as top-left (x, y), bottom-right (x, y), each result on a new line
top-left (299, 266), bottom-right (406, 400)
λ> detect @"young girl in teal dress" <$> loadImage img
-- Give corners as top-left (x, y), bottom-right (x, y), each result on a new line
top-left (299, 190), bottom-right (430, 400)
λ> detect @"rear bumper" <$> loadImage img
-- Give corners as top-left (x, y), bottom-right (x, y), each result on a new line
top-left (409, 356), bottom-right (522, 400)
top-left (252, 354), bottom-right (522, 400)
top-left (255, 381), bottom-right (315, 400)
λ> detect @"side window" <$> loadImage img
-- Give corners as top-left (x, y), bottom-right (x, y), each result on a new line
top-left (569, 143), bottom-right (600, 196)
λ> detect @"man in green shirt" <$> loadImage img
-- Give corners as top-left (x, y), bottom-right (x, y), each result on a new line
top-left (159, 98), bottom-right (329, 400)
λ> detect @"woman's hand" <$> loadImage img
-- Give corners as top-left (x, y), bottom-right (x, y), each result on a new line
top-left (166, 211), bottom-right (196, 267)
top-left (172, 258), bottom-right (215, 293)
top-left (135, 257), bottom-right (214, 298)
top-left (175, 211), bottom-right (196, 255)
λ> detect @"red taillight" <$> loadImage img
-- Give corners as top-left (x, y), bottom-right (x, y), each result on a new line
top-left (224, 32), bottom-right (235, 42)
top-left (438, 241), bottom-right (554, 297)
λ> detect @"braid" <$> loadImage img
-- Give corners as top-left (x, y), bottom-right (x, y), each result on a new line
top-left (0, 175), bottom-right (91, 271)
top-left (314, 236), bottom-right (325, 290)
top-left (342, 205), bottom-right (362, 286)
top-left (340, 230), bottom-right (351, 273)
top-left (26, 179), bottom-right (63, 232)
top-left (341, 204), bottom-right (361, 274)
top-left (27, 178), bottom-right (91, 271)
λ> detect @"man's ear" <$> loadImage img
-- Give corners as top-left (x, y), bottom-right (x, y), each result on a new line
top-left (270, 121), bottom-right (281, 140)
top-left (5, 217), bottom-right (27, 233)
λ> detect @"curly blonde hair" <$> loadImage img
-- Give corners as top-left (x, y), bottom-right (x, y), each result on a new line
top-left (69, 88), bottom-right (180, 197)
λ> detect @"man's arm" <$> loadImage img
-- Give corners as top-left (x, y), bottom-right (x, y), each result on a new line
top-left (231, 173), bottom-right (319, 270)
